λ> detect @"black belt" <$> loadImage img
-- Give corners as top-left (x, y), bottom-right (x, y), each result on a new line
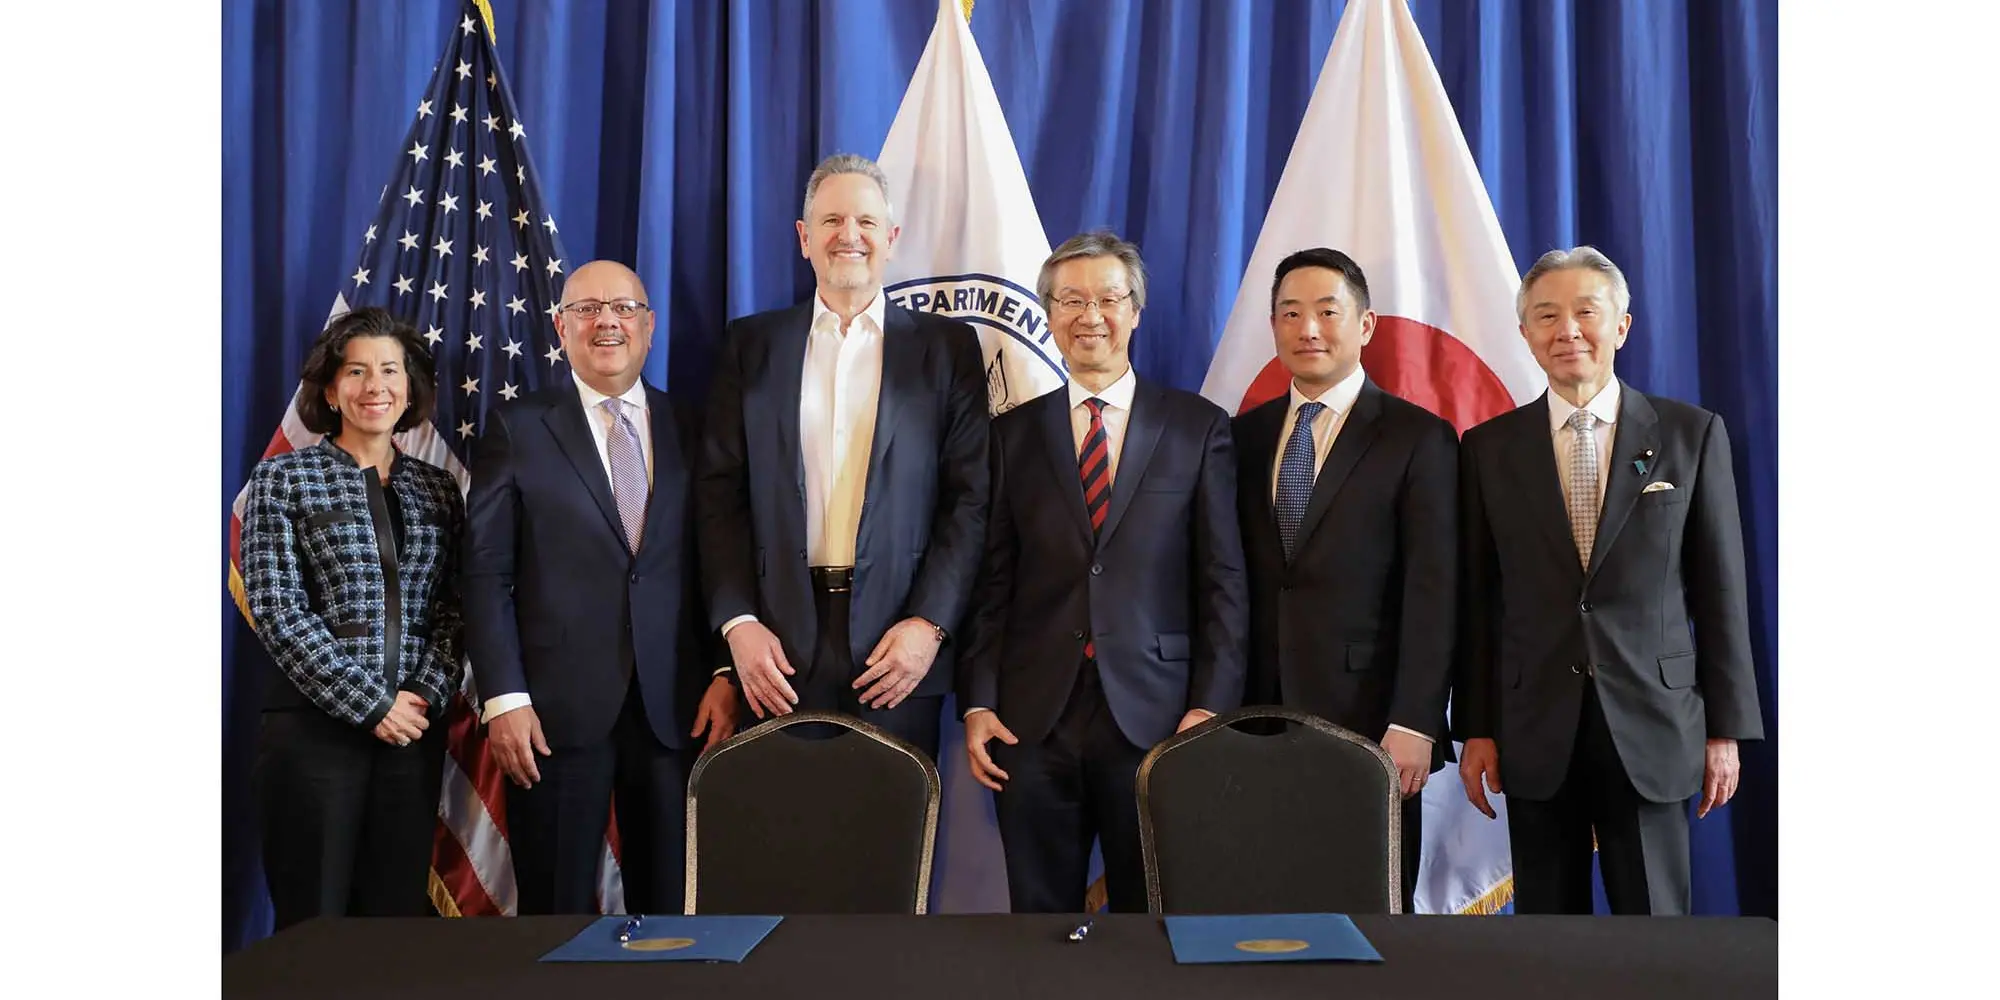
top-left (809, 566), bottom-right (854, 593)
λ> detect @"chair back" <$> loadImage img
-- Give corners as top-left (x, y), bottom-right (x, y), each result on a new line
top-left (1137, 707), bottom-right (1401, 914)
top-left (686, 711), bottom-right (939, 914)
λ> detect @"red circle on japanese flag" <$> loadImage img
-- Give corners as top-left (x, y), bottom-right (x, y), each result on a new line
top-left (1236, 315), bottom-right (1518, 434)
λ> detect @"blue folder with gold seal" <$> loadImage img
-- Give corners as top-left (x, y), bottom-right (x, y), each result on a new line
top-left (1164, 913), bottom-right (1384, 964)
top-left (539, 915), bottom-right (784, 963)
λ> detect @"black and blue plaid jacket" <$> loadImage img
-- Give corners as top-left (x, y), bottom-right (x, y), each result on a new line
top-left (242, 438), bottom-right (465, 728)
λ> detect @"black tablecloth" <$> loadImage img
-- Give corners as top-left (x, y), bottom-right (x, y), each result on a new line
top-left (222, 913), bottom-right (1776, 999)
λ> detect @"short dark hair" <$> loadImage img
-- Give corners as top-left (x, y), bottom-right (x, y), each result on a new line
top-left (1270, 247), bottom-right (1371, 315)
top-left (294, 307), bottom-right (437, 436)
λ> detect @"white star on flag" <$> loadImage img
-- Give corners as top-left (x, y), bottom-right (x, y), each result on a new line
top-left (424, 325), bottom-right (444, 346)
top-left (352, 267), bottom-right (370, 287)
top-left (477, 156), bottom-right (497, 176)
top-left (500, 382), bottom-right (520, 401)
top-left (433, 237), bottom-right (454, 258)
top-left (416, 99), bottom-right (433, 119)
top-left (545, 344), bottom-right (564, 365)
top-left (429, 280), bottom-right (449, 303)
top-left (440, 193), bottom-right (460, 215)
top-left (469, 289), bottom-right (487, 309)
top-left (461, 376), bottom-right (479, 395)
top-left (545, 258), bottom-right (563, 276)
top-left (363, 225), bottom-right (377, 243)
top-left (458, 420), bottom-right (475, 439)
top-left (456, 59), bottom-right (472, 79)
top-left (402, 186), bottom-right (424, 208)
top-left (398, 230), bottom-right (419, 251)
top-left (461, 14), bottom-right (475, 33)
top-left (472, 245), bottom-right (490, 265)
top-left (510, 252), bottom-right (529, 272)
top-left (513, 208), bottom-right (530, 228)
top-left (393, 275), bottom-right (413, 295)
top-left (542, 215), bottom-right (558, 235)
top-left (503, 339), bottom-right (523, 359)
top-left (483, 113), bottom-right (500, 132)
top-left (445, 148), bottom-right (464, 169)
top-left (506, 296), bottom-right (527, 315)
top-left (408, 142), bottom-right (429, 163)
top-left (466, 332), bottom-right (483, 353)
top-left (509, 120), bottom-right (526, 141)
top-left (476, 200), bottom-right (493, 221)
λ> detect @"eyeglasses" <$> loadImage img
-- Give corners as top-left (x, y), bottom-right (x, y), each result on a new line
top-left (1053, 291), bottom-right (1134, 315)
top-left (559, 298), bottom-right (650, 319)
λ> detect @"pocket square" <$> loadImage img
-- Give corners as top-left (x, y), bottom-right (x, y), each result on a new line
top-left (1641, 481), bottom-right (1676, 493)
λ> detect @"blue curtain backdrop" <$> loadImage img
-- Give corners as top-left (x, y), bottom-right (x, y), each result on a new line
top-left (222, 0), bottom-right (1777, 950)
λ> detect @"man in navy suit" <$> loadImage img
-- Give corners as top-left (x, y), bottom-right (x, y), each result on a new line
top-left (697, 154), bottom-right (989, 762)
top-left (1454, 246), bottom-right (1763, 915)
top-left (462, 260), bottom-right (738, 915)
top-left (1233, 248), bottom-right (1458, 914)
top-left (961, 230), bottom-right (1249, 914)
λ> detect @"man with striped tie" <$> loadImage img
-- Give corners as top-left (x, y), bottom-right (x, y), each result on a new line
top-left (960, 231), bottom-right (1249, 914)
top-left (1231, 248), bottom-right (1459, 914)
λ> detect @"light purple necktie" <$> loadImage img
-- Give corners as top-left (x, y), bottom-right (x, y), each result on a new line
top-left (602, 398), bottom-right (648, 553)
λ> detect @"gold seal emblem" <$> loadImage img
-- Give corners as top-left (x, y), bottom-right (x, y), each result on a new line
top-left (1235, 938), bottom-right (1311, 954)
top-left (622, 937), bottom-right (697, 952)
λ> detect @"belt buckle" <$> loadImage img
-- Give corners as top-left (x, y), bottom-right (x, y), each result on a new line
top-left (814, 566), bottom-right (852, 594)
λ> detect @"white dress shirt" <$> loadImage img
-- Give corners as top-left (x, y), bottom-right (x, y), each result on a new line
top-left (719, 293), bottom-right (887, 642)
top-left (1268, 368), bottom-right (1432, 745)
top-left (482, 375), bottom-right (654, 723)
top-left (1267, 366), bottom-right (1365, 502)
top-left (1546, 378), bottom-right (1622, 516)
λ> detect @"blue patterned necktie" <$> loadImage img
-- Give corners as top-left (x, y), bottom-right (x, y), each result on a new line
top-left (1276, 401), bottom-right (1325, 560)
top-left (602, 398), bottom-right (648, 553)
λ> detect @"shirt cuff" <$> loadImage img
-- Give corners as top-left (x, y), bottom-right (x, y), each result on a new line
top-left (481, 692), bottom-right (533, 724)
top-left (962, 706), bottom-right (993, 719)
top-left (720, 614), bottom-right (758, 637)
top-left (1387, 723), bottom-right (1433, 743)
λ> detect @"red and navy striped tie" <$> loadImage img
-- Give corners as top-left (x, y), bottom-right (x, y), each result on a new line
top-left (1078, 397), bottom-right (1110, 660)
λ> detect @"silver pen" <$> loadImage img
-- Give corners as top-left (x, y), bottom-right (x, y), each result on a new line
top-left (617, 915), bottom-right (644, 942)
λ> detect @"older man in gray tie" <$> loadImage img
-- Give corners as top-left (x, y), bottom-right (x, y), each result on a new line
top-left (1453, 246), bottom-right (1764, 915)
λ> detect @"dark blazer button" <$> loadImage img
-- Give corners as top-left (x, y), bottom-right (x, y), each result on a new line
top-left (630, 574), bottom-right (641, 584)
top-left (1073, 630), bottom-right (1085, 640)
top-left (1579, 601), bottom-right (1593, 614)
top-left (1090, 564), bottom-right (1103, 576)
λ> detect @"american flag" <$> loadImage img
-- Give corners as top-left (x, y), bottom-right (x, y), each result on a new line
top-left (226, 0), bottom-right (626, 917)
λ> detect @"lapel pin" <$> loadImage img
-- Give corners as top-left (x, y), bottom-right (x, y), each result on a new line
top-left (1633, 449), bottom-right (1655, 477)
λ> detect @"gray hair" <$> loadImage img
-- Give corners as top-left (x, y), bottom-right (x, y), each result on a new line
top-left (1037, 230), bottom-right (1149, 311)
top-left (800, 153), bottom-right (895, 224)
top-left (1516, 245), bottom-right (1631, 322)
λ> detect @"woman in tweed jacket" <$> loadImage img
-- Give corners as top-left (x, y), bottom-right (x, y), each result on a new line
top-left (240, 307), bottom-right (464, 930)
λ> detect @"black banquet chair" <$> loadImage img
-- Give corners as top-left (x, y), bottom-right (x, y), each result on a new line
top-left (685, 710), bottom-right (940, 914)
top-left (1136, 707), bottom-right (1403, 914)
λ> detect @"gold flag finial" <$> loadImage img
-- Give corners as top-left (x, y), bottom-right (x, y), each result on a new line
top-left (473, 0), bottom-right (498, 44)
top-left (960, 0), bottom-right (974, 21)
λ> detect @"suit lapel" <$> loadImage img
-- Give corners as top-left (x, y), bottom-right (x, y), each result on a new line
top-left (770, 305), bottom-right (812, 508)
top-left (544, 390), bottom-right (626, 544)
top-left (638, 385), bottom-right (682, 555)
top-left (861, 306), bottom-right (916, 515)
top-left (1096, 379), bottom-right (1164, 552)
top-left (1293, 381), bottom-right (1383, 553)
top-left (1038, 389), bottom-right (1094, 547)
top-left (1506, 393), bottom-right (1582, 568)
top-left (1586, 382), bottom-right (1661, 581)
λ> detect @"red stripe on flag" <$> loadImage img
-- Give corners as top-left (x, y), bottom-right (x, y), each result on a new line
top-left (444, 693), bottom-right (511, 839)
top-left (431, 813), bottom-right (502, 916)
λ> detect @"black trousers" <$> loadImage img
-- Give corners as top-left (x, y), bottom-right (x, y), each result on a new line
top-left (505, 678), bottom-right (690, 916)
top-left (991, 662), bottom-right (1150, 914)
top-left (1507, 677), bottom-right (1692, 915)
top-left (794, 583), bottom-right (943, 765)
top-left (253, 706), bottom-right (446, 932)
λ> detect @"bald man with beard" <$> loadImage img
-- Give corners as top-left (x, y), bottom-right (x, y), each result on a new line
top-left (462, 260), bottom-right (738, 915)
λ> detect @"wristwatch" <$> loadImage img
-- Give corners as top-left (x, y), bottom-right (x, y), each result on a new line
top-left (920, 617), bottom-right (949, 643)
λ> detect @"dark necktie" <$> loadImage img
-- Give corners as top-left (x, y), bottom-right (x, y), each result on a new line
top-left (1275, 401), bottom-right (1325, 560)
top-left (1078, 397), bottom-right (1111, 660)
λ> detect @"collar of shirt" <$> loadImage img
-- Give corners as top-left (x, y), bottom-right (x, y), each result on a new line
top-left (1546, 377), bottom-right (1621, 436)
top-left (810, 290), bottom-right (887, 339)
top-left (572, 372), bottom-right (649, 420)
top-left (1067, 366), bottom-right (1139, 412)
top-left (1289, 364), bottom-right (1366, 419)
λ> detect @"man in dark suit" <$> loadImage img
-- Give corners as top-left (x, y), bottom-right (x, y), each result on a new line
top-left (1233, 248), bottom-right (1458, 914)
top-left (462, 260), bottom-right (738, 916)
top-left (961, 230), bottom-right (1248, 914)
top-left (697, 154), bottom-right (989, 763)
top-left (1454, 246), bottom-right (1763, 916)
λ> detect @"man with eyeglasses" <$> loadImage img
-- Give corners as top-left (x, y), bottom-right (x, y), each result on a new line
top-left (696, 154), bottom-right (989, 765)
top-left (463, 259), bottom-right (735, 915)
top-left (959, 230), bottom-right (1248, 913)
